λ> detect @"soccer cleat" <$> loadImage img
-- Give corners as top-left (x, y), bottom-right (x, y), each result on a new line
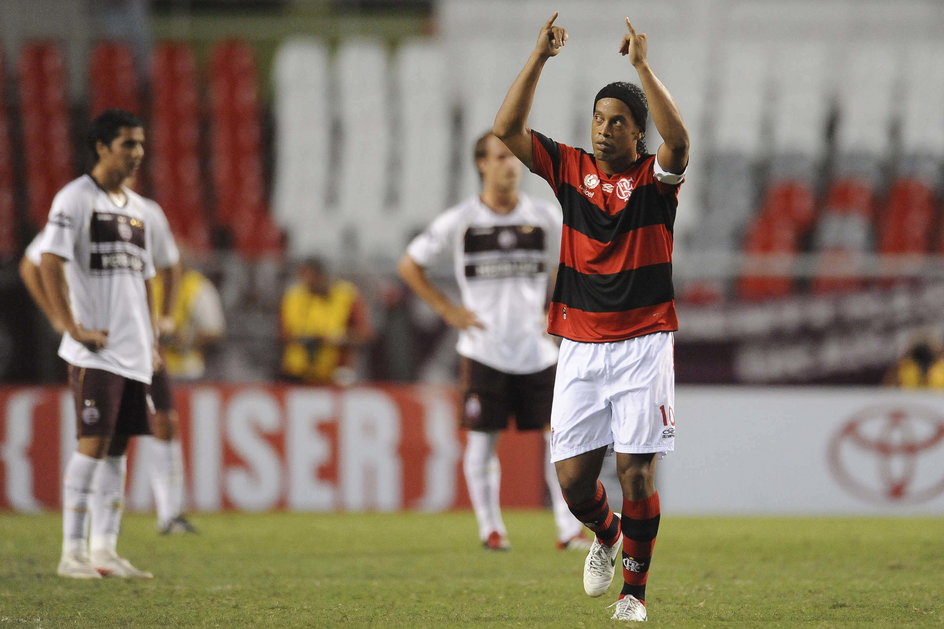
top-left (556, 532), bottom-right (593, 551)
top-left (90, 550), bottom-right (154, 579)
top-left (583, 525), bottom-right (622, 596)
top-left (158, 515), bottom-right (199, 535)
top-left (57, 553), bottom-right (103, 579)
top-left (482, 531), bottom-right (511, 551)
top-left (609, 595), bottom-right (648, 621)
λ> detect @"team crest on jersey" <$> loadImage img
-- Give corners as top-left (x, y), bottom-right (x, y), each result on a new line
top-left (583, 174), bottom-right (600, 190)
top-left (616, 178), bottom-right (635, 201)
top-left (117, 217), bottom-right (133, 241)
top-left (82, 399), bottom-right (100, 425)
top-left (497, 228), bottom-right (517, 249)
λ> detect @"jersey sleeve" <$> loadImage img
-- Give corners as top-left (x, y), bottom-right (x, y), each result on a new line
top-left (653, 154), bottom-right (685, 184)
top-left (24, 230), bottom-right (45, 265)
top-left (529, 130), bottom-right (563, 192)
top-left (39, 188), bottom-right (84, 262)
top-left (148, 202), bottom-right (181, 269)
top-left (406, 207), bottom-right (461, 267)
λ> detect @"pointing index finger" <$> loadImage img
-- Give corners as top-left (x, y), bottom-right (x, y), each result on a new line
top-left (625, 17), bottom-right (637, 36)
top-left (546, 11), bottom-right (559, 28)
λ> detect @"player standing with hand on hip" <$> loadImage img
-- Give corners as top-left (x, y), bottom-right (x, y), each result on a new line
top-left (493, 13), bottom-right (690, 622)
top-left (39, 109), bottom-right (161, 579)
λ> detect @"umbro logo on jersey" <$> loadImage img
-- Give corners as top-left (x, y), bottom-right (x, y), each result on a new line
top-left (601, 183), bottom-right (614, 193)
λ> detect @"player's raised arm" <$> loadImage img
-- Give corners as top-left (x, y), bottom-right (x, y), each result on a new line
top-left (620, 18), bottom-right (689, 175)
top-left (493, 11), bottom-right (568, 170)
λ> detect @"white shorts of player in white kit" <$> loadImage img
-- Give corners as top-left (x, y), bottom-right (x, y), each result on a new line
top-left (549, 332), bottom-right (676, 462)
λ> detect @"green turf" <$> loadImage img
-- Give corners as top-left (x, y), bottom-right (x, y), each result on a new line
top-left (0, 511), bottom-right (941, 627)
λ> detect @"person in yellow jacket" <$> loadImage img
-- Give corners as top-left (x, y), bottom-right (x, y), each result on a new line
top-left (279, 257), bottom-right (374, 385)
top-left (884, 337), bottom-right (944, 389)
top-left (151, 266), bottom-right (226, 381)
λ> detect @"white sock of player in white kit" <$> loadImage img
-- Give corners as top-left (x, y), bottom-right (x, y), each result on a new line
top-left (89, 455), bottom-right (127, 554)
top-left (544, 431), bottom-right (585, 542)
top-left (149, 437), bottom-right (184, 525)
top-left (62, 452), bottom-right (99, 557)
top-left (463, 430), bottom-right (506, 541)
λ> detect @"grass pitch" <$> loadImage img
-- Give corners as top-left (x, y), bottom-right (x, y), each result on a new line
top-left (0, 511), bottom-right (941, 627)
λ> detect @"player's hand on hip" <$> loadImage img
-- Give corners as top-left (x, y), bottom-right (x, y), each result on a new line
top-left (442, 305), bottom-right (485, 331)
top-left (619, 17), bottom-right (648, 68)
top-left (74, 325), bottom-right (109, 352)
top-left (535, 11), bottom-right (568, 58)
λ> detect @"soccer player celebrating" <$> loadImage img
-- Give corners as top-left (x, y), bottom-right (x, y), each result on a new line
top-left (38, 109), bottom-right (160, 578)
top-left (493, 14), bottom-right (690, 622)
top-left (398, 131), bottom-right (589, 552)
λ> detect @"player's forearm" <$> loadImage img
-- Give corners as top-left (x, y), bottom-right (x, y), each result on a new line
top-left (397, 255), bottom-right (454, 318)
top-left (20, 257), bottom-right (63, 333)
top-left (146, 278), bottom-right (160, 344)
top-left (635, 63), bottom-right (689, 154)
top-left (160, 262), bottom-right (183, 319)
top-left (38, 254), bottom-right (78, 336)
top-left (493, 52), bottom-right (547, 141)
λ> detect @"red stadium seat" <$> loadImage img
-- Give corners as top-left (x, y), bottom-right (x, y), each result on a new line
top-left (18, 42), bottom-right (75, 229)
top-left (811, 177), bottom-right (876, 294)
top-left (207, 38), bottom-right (279, 257)
top-left (89, 41), bottom-right (140, 117)
top-left (148, 42), bottom-right (210, 253)
top-left (736, 180), bottom-right (815, 300)
top-left (0, 46), bottom-right (17, 260)
top-left (878, 178), bottom-right (935, 254)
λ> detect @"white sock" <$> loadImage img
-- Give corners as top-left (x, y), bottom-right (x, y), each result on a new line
top-left (89, 455), bottom-right (127, 555)
top-left (62, 452), bottom-right (99, 556)
top-left (463, 431), bottom-right (505, 541)
top-left (545, 432), bottom-right (584, 541)
top-left (149, 438), bottom-right (184, 524)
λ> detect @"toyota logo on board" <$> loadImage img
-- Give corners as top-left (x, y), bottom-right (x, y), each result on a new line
top-left (828, 404), bottom-right (944, 505)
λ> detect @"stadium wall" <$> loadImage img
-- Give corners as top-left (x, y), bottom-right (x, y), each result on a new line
top-left (1, 384), bottom-right (942, 515)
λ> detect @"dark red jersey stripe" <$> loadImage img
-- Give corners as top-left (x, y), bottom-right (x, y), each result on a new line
top-left (560, 224), bottom-right (673, 276)
top-left (547, 301), bottom-right (678, 342)
top-left (552, 263), bottom-right (674, 313)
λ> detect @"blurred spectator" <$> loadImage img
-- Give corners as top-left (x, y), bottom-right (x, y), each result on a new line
top-left (884, 337), bottom-right (944, 388)
top-left (152, 263), bottom-right (226, 381)
top-left (279, 257), bottom-right (374, 385)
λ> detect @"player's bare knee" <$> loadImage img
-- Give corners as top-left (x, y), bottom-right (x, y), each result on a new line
top-left (555, 468), bottom-right (597, 504)
top-left (617, 455), bottom-right (657, 499)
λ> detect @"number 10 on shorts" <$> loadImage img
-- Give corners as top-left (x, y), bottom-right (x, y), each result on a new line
top-left (660, 405), bottom-right (676, 427)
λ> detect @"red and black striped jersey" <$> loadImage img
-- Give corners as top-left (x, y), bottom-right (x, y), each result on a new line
top-left (530, 131), bottom-right (682, 342)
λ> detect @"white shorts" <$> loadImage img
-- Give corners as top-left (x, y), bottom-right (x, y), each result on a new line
top-left (549, 332), bottom-right (676, 462)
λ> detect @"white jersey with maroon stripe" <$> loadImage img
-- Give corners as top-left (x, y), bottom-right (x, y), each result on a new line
top-left (38, 175), bottom-right (157, 383)
top-left (407, 193), bottom-right (562, 374)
